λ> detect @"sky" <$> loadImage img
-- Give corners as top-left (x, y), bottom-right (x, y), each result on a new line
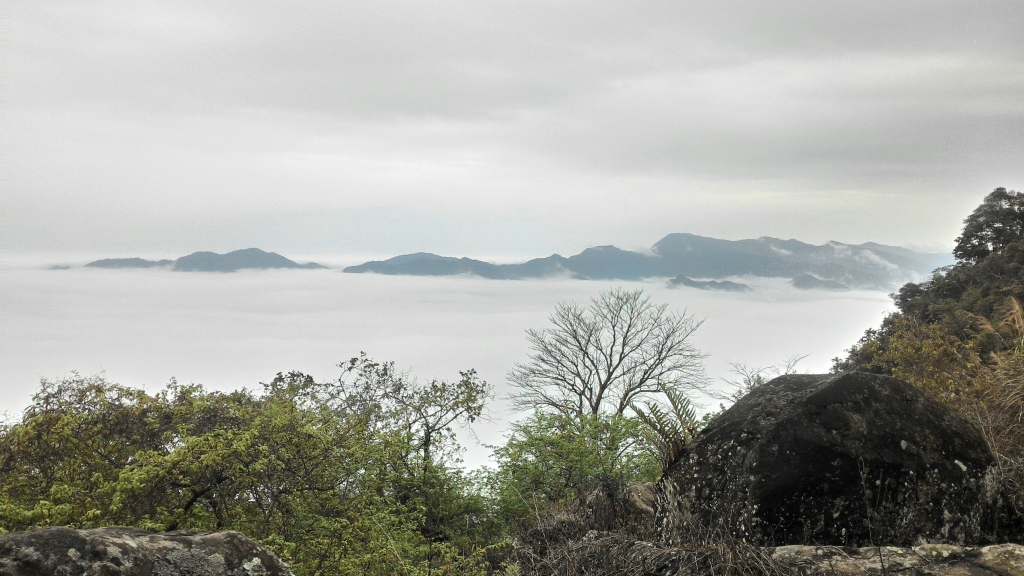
top-left (3, 1), bottom-right (1023, 258)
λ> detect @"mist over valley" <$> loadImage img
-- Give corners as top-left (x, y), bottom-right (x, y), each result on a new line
top-left (1, 257), bottom-right (897, 467)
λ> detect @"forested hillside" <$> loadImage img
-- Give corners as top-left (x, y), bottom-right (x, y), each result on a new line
top-left (834, 187), bottom-right (1024, 516)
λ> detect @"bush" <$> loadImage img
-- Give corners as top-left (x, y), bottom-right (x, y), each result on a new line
top-left (488, 411), bottom-right (659, 533)
top-left (0, 363), bottom-right (496, 576)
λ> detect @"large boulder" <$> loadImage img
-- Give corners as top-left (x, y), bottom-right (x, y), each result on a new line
top-left (0, 526), bottom-right (292, 576)
top-left (658, 372), bottom-right (1011, 546)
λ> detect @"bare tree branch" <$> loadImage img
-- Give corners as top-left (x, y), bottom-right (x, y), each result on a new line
top-left (509, 288), bottom-right (707, 417)
top-left (714, 353), bottom-right (808, 402)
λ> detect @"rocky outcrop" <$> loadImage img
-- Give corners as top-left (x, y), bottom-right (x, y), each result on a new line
top-left (0, 526), bottom-right (292, 576)
top-left (772, 543), bottom-right (1024, 575)
top-left (659, 372), bottom-right (1012, 546)
top-left (533, 532), bottom-right (1024, 576)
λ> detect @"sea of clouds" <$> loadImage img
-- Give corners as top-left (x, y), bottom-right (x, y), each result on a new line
top-left (0, 259), bottom-right (895, 468)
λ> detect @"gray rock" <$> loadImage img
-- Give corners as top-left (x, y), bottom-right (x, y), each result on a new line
top-left (528, 532), bottom-right (1024, 576)
top-left (658, 372), bottom-right (1015, 546)
top-left (0, 526), bottom-right (292, 576)
top-left (772, 542), bottom-right (1024, 575)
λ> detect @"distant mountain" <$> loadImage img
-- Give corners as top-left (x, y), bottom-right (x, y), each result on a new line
top-left (172, 249), bottom-right (325, 272)
top-left (86, 257), bottom-right (174, 269)
top-left (669, 276), bottom-right (751, 292)
top-left (344, 234), bottom-right (953, 290)
top-left (790, 273), bottom-right (849, 291)
top-left (85, 249), bottom-right (325, 272)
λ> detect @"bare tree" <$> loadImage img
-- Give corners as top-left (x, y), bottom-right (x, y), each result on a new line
top-left (509, 288), bottom-right (707, 417)
top-left (717, 353), bottom-right (807, 402)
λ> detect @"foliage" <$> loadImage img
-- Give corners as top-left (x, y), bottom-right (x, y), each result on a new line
top-left (632, 386), bottom-right (700, 473)
top-left (836, 200), bottom-right (1024, 382)
top-left (972, 348), bottom-right (1024, 517)
top-left (488, 412), bottom-right (658, 530)
top-left (332, 356), bottom-right (493, 550)
top-left (486, 288), bottom-right (711, 556)
top-left (954, 187), bottom-right (1024, 264)
top-left (832, 187), bottom-right (1024, 525)
top-left (835, 314), bottom-right (982, 402)
top-left (509, 288), bottom-right (707, 418)
top-left (0, 360), bottom-right (494, 576)
top-left (894, 242), bottom-right (1024, 344)
top-left (0, 288), bottom-right (709, 574)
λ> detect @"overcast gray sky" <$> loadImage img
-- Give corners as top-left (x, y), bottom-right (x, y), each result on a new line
top-left (3, 1), bottom-right (1022, 258)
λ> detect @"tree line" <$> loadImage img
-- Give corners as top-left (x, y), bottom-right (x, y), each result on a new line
top-left (0, 289), bottom-right (706, 575)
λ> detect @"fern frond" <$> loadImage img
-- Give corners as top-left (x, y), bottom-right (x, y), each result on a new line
top-left (664, 387), bottom-right (698, 443)
top-left (632, 386), bottom-right (700, 471)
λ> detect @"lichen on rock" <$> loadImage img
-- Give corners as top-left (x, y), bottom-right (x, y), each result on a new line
top-left (0, 526), bottom-right (292, 576)
top-left (657, 372), bottom-right (1019, 546)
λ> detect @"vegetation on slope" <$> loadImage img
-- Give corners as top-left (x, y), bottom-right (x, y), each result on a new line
top-left (0, 290), bottom-right (695, 575)
top-left (0, 360), bottom-right (496, 575)
top-left (834, 187), bottom-right (1024, 516)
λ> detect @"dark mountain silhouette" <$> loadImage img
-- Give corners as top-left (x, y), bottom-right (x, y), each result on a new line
top-left (344, 252), bottom-right (539, 279)
top-left (341, 250), bottom-right (643, 280)
top-left (85, 249), bottom-right (325, 272)
top-left (668, 276), bottom-right (751, 292)
top-left (649, 234), bottom-right (944, 287)
top-left (172, 248), bottom-right (324, 272)
top-left (790, 273), bottom-right (849, 291)
top-left (86, 257), bottom-right (174, 269)
top-left (344, 233), bottom-right (952, 289)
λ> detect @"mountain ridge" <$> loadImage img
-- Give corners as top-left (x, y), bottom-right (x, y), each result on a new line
top-left (344, 233), bottom-right (952, 290)
top-left (85, 248), bottom-right (325, 272)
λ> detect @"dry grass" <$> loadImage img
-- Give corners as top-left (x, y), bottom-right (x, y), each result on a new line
top-left (502, 488), bottom-right (789, 576)
top-left (972, 353), bottom-right (1024, 526)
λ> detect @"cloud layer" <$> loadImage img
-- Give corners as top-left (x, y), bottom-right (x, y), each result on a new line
top-left (0, 266), bottom-right (895, 467)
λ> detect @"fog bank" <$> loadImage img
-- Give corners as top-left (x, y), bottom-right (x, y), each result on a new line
top-left (0, 264), bottom-right (894, 467)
